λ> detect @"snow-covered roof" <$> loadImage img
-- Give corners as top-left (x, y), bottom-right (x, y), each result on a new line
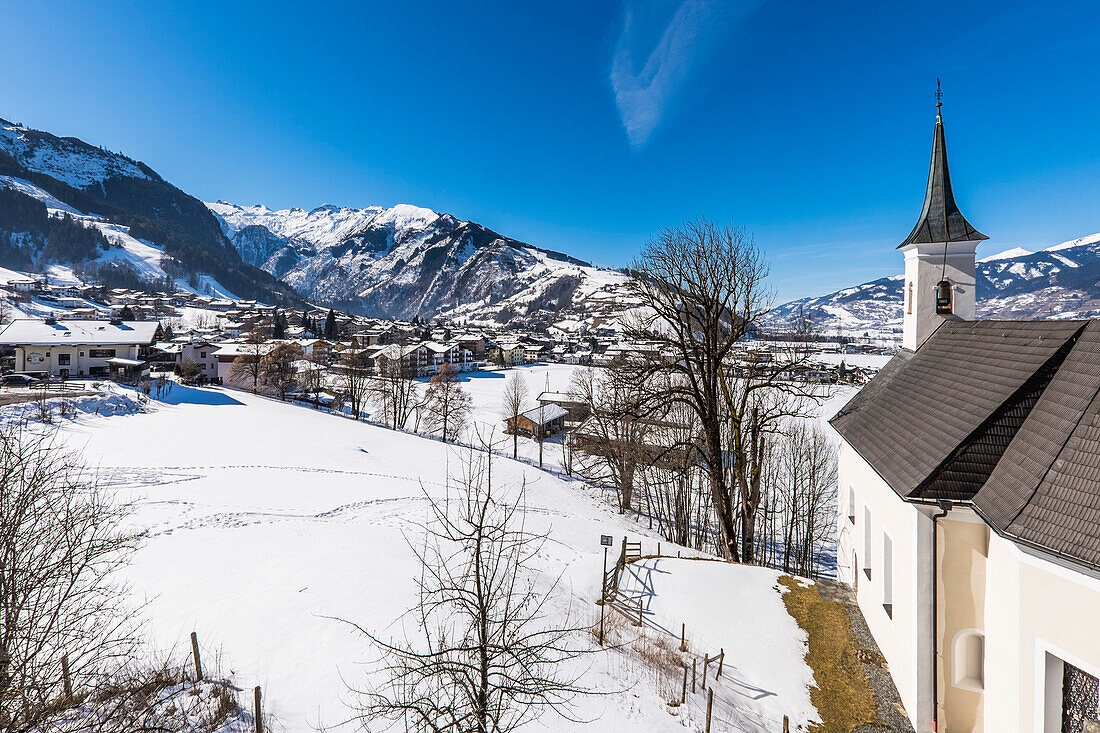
top-left (0, 319), bottom-right (159, 346)
top-left (519, 404), bottom-right (568, 425)
top-left (537, 391), bottom-right (578, 403)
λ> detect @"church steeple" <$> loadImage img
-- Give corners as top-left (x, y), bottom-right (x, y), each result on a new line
top-left (899, 84), bottom-right (986, 351)
top-left (899, 90), bottom-right (988, 248)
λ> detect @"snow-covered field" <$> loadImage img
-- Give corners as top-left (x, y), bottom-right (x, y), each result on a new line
top-left (618, 559), bottom-right (818, 730)
top-left (36, 381), bottom-right (827, 732)
top-left (455, 363), bottom-right (581, 471)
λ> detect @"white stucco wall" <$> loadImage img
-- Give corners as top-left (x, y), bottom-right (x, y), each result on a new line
top-left (901, 241), bottom-right (978, 351)
top-left (16, 343), bottom-right (141, 378)
top-left (984, 533), bottom-right (1100, 732)
top-left (837, 441), bottom-right (934, 732)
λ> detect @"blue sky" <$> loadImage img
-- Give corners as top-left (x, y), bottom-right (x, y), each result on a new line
top-left (2, 1), bottom-right (1100, 302)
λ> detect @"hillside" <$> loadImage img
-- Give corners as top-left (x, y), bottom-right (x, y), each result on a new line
top-left (47, 380), bottom-right (824, 732)
top-left (0, 117), bottom-right (302, 304)
top-left (208, 200), bottom-right (634, 328)
top-left (770, 232), bottom-right (1100, 340)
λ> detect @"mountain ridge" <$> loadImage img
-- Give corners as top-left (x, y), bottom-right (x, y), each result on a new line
top-left (770, 232), bottom-right (1100, 339)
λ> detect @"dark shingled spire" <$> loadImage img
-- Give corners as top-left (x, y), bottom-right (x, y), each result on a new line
top-left (898, 104), bottom-right (988, 248)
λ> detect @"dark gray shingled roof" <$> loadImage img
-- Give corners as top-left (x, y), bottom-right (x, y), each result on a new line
top-left (898, 111), bottom-right (988, 248)
top-left (974, 321), bottom-right (1100, 569)
top-left (830, 320), bottom-right (1086, 499)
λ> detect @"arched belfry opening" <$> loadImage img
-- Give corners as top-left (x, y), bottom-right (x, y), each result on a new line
top-left (935, 279), bottom-right (953, 315)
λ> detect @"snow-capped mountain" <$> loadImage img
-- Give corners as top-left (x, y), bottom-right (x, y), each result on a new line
top-left (208, 200), bottom-right (633, 328)
top-left (0, 117), bottom-right (301, 304)
top-left (771, 233), bottom-right (1100, 340)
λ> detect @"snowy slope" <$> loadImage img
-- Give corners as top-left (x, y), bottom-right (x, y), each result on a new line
top-left (770, 232), bottom-right (1100, 340)
top-left (0, 175), bottom-right (239, 298)
top-left (208, 200), bottom-right (633, 328)
top-left (46, 385), bottom-right (821, 732)
top-left (0, 119), bottom-right (152, 189)
top-left (0, 117), bottom-right (301, 304)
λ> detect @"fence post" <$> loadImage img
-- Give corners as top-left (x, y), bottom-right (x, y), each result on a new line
top-left (692, 659), bottom-right (697, 693)
top-left (680, 622), bottom-right (687, 651)
top-left (61, 654), bottom-right (72, 701)
top-left (717, 648), bottom-right (724, 678)
top-left (681, 665), bottom-right (688, 705)
top-left (191, 631), bottom-right (204, 681)
top-left (657, 542), bottom-right (661, 557)
top-left (705, 688), bottom-right (713, 733)
top-left (783, 714), bottom-right (790, 733)
top-left (254, 686), bottom-right (263, 733)
top-left (637, 599), bottom-right (644, 627)
top-left (702, 655), bottom-right (709, 690)
top-left (620, 536), bottom-right (627, 567)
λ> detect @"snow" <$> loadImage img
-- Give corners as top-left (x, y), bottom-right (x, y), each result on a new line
top-left (1044, 232), bottom-right (1100, 252)
top-left (978, 246), bottom-right (1032, 262)
top-left (618, 559), bottom-right (819, 730)
top-left (42, 382), bottom-right (823, 732)
top-left (207, 200), bottom-right (387, 248)
top-left (455, 364), bottom-right (581, 470)
top-left (0, 176), bottom-right (240, 300)
top-left (0, 122), bottom-right (151, 189)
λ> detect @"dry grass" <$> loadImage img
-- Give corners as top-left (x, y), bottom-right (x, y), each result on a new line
top-left (590, 603), bottom-right (690, 707)
top-left (778, 576), bottom-right (879, 732)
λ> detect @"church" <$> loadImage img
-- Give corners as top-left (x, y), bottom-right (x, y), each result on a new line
top-left (831, 100), bottom-right (1100, 733)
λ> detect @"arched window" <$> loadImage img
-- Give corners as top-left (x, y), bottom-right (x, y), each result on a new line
top-left (952, 629), bottom-right (985, 692)
top-left (907, 282), bottom-right (914, 314)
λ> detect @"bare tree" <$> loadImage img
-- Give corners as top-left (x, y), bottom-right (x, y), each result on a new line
top-left (262, 342), bottom-right (304, 401)
top-left (229, 330), bottom-right (267, 393)
top-left (500, 372), bottom-right (529, 460)
top-left (770, 422), bottom-right (837, 578)
top-left (370, 352), bottom-right (422, 431)
top-left (339, 350), bottom-right (373, 421)
top-left (423, 364), bottom-right (472, 443)
top-left (347, 449), bottom-right (587, 733)
top-left (0, 429), bottom-right (138, 732)
top-left (623, 218), bottom-right (815, 562)
top-left (300, 352), bottom-right (325, 406)
top-left (568, 366), bottom-right (649, 514)
top-left (176, 358), bottom-right (203, 384)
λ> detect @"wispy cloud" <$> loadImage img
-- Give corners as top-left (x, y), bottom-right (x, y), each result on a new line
top-left (610, 0), bottom-right (757, 148)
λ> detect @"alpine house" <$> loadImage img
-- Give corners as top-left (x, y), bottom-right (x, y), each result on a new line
top-left (832, 95), bottom-right (1100, 733)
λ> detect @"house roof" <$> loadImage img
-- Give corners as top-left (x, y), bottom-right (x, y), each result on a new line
top-left (973, 321), bottom-right (1100, 569)
top-left (0, 319), bottom-right (160, 346)
top-left (830, 319), bottom-right (1085, 499)
top-left (898, 108), bottom-right (988, 248)
top-left (538, 391), bottom-right (579, 403)
top-left (519, 404), bottom-right (568, 425)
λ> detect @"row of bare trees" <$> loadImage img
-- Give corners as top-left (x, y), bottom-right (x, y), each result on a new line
top-left (337, 353), bottom-right (473, 444)
top-left (567, 218), bottom-right (837, 574)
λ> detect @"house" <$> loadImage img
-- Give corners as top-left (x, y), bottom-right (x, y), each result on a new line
top-left (506, 404), bottom-right (568, 439)
top-left (832, 99), bottom-right (1100, 732)
top-left (537, 391), bottom-right (589, 422)
top-left (0, 318), bottom-right (161, 379)
top-left (495, 342), bottom-right (527, 366)
top-left (212, 341), bottom-right (273, 384)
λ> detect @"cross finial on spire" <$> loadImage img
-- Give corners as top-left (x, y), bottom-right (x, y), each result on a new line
top-left (935, 78), bottom-right (943, 113)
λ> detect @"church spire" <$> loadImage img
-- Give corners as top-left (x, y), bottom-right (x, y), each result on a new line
top-left (898, 84), bottom-right (987, 249)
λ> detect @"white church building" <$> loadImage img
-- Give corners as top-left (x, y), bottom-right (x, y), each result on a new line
top-left (832, 100), bottom-right (1100, 733)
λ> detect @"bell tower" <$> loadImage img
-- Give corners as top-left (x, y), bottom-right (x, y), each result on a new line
top-left (899, 84), bottom-right (987, 351)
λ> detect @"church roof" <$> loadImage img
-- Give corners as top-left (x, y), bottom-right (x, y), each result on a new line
top-left (830, 320), bottom-right (1085, 500)
top-left (974, 321), bottom-right (1100, 569)
top-left (898, 109), bottom-right (988, 248)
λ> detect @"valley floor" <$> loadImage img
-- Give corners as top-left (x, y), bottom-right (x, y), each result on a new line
top-left (42, 382), bottom-right (828, 732)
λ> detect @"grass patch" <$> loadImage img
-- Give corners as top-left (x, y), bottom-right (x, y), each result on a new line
top-left (778, 575), bottom-right (878, 732)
